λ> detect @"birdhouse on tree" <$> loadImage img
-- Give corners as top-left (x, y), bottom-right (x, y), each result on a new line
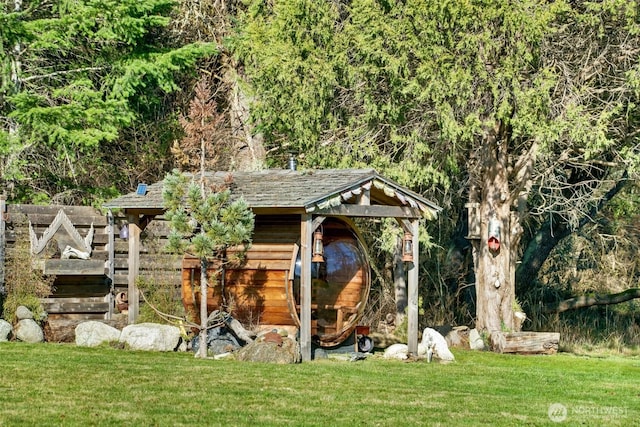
top-left (488, 216), bottom-right (501, 252)
top-left (465, 202), bottom-right (481, 240)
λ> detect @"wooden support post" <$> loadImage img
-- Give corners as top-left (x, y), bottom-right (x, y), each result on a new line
top-left (0, 195), bottom-right (5, 297)
top-left (300, 214), bottom-right (313, 361)
top-left (127, 215), bottom-right (141, 324)
top-left (106, 210), bottom-right (115, 320)
top-left (407, 219), bottom-right (420, 356)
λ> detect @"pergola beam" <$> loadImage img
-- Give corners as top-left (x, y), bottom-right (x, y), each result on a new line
top-left (127, 214), bottom-right (141, 323)
top-left (300, 214), bottom-right (313, 361)
top-left (407, 219), bottom-right (420, 355)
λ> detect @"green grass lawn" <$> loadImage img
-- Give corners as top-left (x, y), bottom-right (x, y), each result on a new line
top-left (0, 343), bottom-right (638, 426)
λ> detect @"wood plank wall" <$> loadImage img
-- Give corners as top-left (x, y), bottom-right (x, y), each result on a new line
top-left (181, 215), bottom-right (301, 329)
top-left (0, 204), bottom-right (182, 322)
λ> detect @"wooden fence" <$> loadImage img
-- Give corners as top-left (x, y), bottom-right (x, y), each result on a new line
top-left (0, 202), bottom-right (181, 338)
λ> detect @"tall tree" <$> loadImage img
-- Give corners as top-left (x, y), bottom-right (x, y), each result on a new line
top-left (164, 77), bottom-right (254, 358)
top-left (0, 0), bottom-right (216, 203)
top-left (232, 0), bottom-right (640, 333)
top-left (163, 170), bottom-right (254, 358)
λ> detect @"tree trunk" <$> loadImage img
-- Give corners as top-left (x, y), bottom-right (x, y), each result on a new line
top-left (473, 126), bottom-right (518, 333)
top-left (198, 257), bottom-right (208, 358)
top-left (225, 57), bottom-right (266, 171)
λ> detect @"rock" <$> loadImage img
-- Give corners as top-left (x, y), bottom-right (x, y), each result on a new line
top-left (445, 326), bottom-right (470, 348)
top-left (119, 323), bottom-right (182, 352)
top-left (383, 343), bottom-right (410, 360)
top-left (382, 342), bottom-right (433, 360)
top-left (16, 305), bottom-right (34, 320)
top-left (261, 330), bottom-right (283, 346)
top-left (236, 336), bottom-right (301, 364)
top-left (15, 319), bottom-right (44, 343)
top-left (469, 328), bottom-right (486, 351)
top-left (192, 326), bottom-right (241, 355)
top-left (422, 327), bottom-right (455, 362)
top-left (0, 319), bottom-right (13, 341)
top-left (75, 321), bottom-right (121, 347)
top-left (313, 348), bottom-right (328, 360)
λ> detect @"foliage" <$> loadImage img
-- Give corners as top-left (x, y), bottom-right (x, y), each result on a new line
top-left (163, 168), bottom-right (254, 357)
top-left (172, 77), bottom-right (229, 172)
top-left (0, 344), bottom-right (639, 425)
top-left (163, 170), bottom-right (255, 260)
top-left (1, 214), bottom-right (54, 323)
top-left (232, 0), bottom-right (640, 330)
top-left (134, 230), bottom-right (186, 324)
top-left (0, 0), bottom-right (217, 203)
top-left (136, 275), bottom-right (187, 325)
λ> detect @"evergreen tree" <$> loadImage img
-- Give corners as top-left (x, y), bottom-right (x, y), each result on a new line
top-left (232, 0), bottom-right (640, 333)
top-left (0, 0), bottom-right (216, 203)
top-left (164, 78), bottom-right (254, 357)
top-left (163, 170), bottom-right (254, 358)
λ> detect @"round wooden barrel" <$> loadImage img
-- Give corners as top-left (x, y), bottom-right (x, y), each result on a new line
top-left (288, 217), bottom-right (371, 347)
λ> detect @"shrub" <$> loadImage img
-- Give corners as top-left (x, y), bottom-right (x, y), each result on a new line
top-left (2, 214), bottom-right (54, 323)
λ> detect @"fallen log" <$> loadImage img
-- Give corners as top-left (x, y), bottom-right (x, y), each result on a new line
top-left (490, 331), bottom-right (559, 355)
top-left (544, 288), bottom-right (640, 313)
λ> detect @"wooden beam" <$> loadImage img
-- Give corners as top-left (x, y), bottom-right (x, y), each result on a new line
top-left (407, 219), bottom-right (419, 355)
top-left (127, 215), bottom-right (141, 324)
top-left (0, 195), bottom-right (5, 296)
top-left (107, 210), bottom-right (115, 320)
top-left (312, 204), bottom-right (421, 218)
top-left (300, 214), bottom-right (313, 362)
top-left (43, 259), bottom-right (105, 275)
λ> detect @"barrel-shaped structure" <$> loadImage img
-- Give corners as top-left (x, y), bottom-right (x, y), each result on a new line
top-left (181, 215), bottom-right (370, 347)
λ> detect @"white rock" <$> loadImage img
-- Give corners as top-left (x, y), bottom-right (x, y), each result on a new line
top-left (0, 319), bottom-right (13, 341)
top-left (469, 328), bottom-right (486, 351)
top-left (422, 327), bottom-right (455, 361)
top-left (15, 319), bottom-right (44, 343)
top-left (383, 343), bottom-right (409, 360)
top-left (15, 305), bottom-right (34, 320)
top-left (75, 321), bottom-right (121, 347)
top-left (119, 323), bottom-right (182, 352)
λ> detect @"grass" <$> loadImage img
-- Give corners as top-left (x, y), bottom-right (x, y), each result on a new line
top-left (0, 343), bottom-right (638, 426)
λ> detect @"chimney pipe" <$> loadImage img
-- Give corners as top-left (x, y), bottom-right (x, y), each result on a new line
top-left (288, 154), bottom-right (297, 171)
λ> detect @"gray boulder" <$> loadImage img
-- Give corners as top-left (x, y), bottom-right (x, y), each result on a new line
top-left (191, 326), bottom-right (241, 355)
top-left (119, 323), bottom-right (182, 352)
top-left (15, 319), bottom-right (44, 343)
top-left (75, 321), bottom-right (121, 347)
top-left (236, 336), bottom-right (301, 364)
top-left (16, 305), bottom-right (34, 320)
top-left (0, 319), bottom-right (13, 341)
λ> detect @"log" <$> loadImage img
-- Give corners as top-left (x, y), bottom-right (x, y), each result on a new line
top-left (490, 331), bottom-right (559, 355)
top-left (544, 288), bottom-right (640, 313)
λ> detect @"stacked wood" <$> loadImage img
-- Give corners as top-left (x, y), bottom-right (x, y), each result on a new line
top-left (490, 331), bottom-right (560, 354)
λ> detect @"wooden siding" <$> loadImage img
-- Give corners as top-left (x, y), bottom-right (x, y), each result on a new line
top-left (0, 204), bottom-right (183, 325)
top-left (181, 215), bottom-right (300, 328)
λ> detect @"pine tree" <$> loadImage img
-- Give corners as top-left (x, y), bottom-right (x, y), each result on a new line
top-left (163, 78), bottom-right (254, 358)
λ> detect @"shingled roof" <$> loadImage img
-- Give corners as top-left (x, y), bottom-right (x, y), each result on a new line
top-left (104, 169), bottom-right (441, 219)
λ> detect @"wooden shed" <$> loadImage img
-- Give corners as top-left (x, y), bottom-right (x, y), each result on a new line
top-left (104, 168), bottom-right (441, 360)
